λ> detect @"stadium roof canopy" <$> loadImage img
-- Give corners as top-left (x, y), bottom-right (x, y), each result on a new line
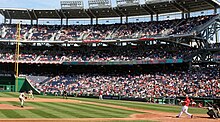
top-left (0, 0), bottom-right (220, 20)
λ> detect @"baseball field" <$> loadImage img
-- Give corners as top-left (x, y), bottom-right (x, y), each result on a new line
top-left (0, 92), bottom-right (218, 122)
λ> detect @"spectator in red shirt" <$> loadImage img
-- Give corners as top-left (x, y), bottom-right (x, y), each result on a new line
top-left (176, 95), bottom-right (193, 118)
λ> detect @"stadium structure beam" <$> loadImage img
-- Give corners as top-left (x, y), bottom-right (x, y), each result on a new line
top-left (60, 18), bottom-right (63, 25)
top-left (90, 18), bottom-right (93, 25)
top-left (120, 16), bottom-right (123, 24)
top-left (66, 18), bottom-right (68, 25)
top-left (55, 9), bottom-right (62, 25)
top-left (156, 14), bottom-right (159, 21)
top-left (84, 9), bottom-right (92, 18)
top-left (214, 7), bottom-right (218, 14)
top-left (142, 4), bottom-right (156, 15)
top-left (151, 14), bottom-right (153, 21)
top-left (32, 10), bottom-right (38, 20)
top-left (170, 2), bottom-right (189, 13)
top-left (114, 7), bottom-right (126, 17)
top-left (204, 0), bottom-right (218, 8)
top-left (6, 10), bottom-right (12, 24)
top-left (55, 9), bottom-right (62, 19)
top-left (0, 10), bottom-right (6, 23)
top-left (26, 10), bottom-right (33, 25)
top-left (60, 9), bottom-right (67, 18)
top-left (140, 5), bottom-right (152, 15)
top-left (85, 9), bottom-right (96, 19)
top-left (96, 18), bottom-right (98, 24)
top-left (111, 8), bottom-right (121, 17)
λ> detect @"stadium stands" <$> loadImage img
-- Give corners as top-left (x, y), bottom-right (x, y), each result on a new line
top-left (27, 65), bottom-right (220, 98)
top-left (0, 44), bottom-right (192, 63)
top-left (0, 15), bottom-right (215, 41)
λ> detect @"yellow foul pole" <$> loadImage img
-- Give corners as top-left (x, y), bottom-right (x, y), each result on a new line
top-left (15, 23), bottom-right (21, 92)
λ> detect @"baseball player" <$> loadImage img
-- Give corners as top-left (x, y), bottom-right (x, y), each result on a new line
top-left (176, 95), bottom-right (193, 118)
top-left (28, 90), bottom-right (34, 100)
top-left (206, 103), bottom-right (220, 119)
top-left (63, 90), bottom-right (68, 99)
top-left (19, 92), bottom-right (26, 108)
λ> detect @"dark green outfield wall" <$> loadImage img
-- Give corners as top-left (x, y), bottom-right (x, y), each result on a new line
top-left (0, 74), bottom-right (15, 92)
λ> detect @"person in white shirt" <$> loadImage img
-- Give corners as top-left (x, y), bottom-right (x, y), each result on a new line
top-left (28, 90), bottom-right (34, 100)
top-left (19, 92), bottom-right (26, 108)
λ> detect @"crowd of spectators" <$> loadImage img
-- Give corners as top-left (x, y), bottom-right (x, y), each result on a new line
top-left (0, 15), bottom-right (215, 41)
top-left (28, 65), bottom-right (220, 99)
top-left (64, 45), bottom-right (191, 62)
top-left (0, 45), bottom-right (192, 62)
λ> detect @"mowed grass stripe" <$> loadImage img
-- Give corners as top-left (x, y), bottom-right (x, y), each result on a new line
top-left (101, 101), bottom-right (194, 113)
top-left (0, 92), bottom-right (16, 98)
top-left (0, 101), bottom-right (49, 118)
top-left (1, 92), bottom-right (18, 98)
top-left (43, 102), bottom-right (105, 118)
top-left (73, 97), bottom-right (166, 108)
top-left (27, 102), bottom-right (68, 118)
top-left (29, 102), bottom-right (90, 118)
top-left (5, 101), bottom-right (21, 106)
top-left (0, 110), bottom-right (7, 118)
top-left (106, 102), bottom-right (180, 112)
top-left (27, 109), bottom-right (61, 118)
top-left (73, 98), bottom-right (206, 114)
top-left (31, 102), bottom-right (89, 118)
top-left (51, 102), bottom-right (126, 118)
top-left (74, 102), bottom-right (139, 114)
top-left (0, 110), bottom-right (25, 118)
top-left (46, 102), bottom-right (120, 118)
top-left (74, 98), bottom-right (173, 110)
top-left (13, 110), bottom-right (43, 118)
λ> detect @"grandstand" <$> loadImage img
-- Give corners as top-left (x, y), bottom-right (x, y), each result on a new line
top-left (0, 0), bottom-right (219, 105)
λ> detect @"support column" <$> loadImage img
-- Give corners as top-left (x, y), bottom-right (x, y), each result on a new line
top-left (120, 16), bottom-right (123, 24)
top-left (156, 14), bottom-right (159, 21)
top-left (182, 12), bottom-right (184, 19)
top-left (214, 7), bottom-right (217, 14)
top-left (66, 18), bottom-right (68, 26)
top-left (216, 30), bottom-right (219, 43)
top-left (187, 12), bottom-right (190, 18)
top-left (96, 18), bottom-right (98, 25)
top-left (31, 19), bottom-right (33, 25)
top-left (151, 14), bottom-right (153, 21)
top-left (61, 18), bottom-right (63, 26)
top-left (125, 16), bottom-right (128, 23)
top-left (36, 19), bottom-right (38, 25)
top-left (4, 18), bottom-right (6, 24)
top-left (215, 18), bottom-right (219, 43)
top-left (90, 18), bottom-right (93, 25)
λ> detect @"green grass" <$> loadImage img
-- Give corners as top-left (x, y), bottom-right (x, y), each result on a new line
top-left (0, 92), bottom-right (206, 121)
top-left (0, 92), bottom-right (18, 98)
top-left (71, 97), bottom-right (206, 114)
top-left (0, 92), bottom-right (142, 119)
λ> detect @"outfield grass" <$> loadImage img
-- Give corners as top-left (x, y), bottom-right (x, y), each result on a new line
top-left (0, 92), bottom-right (142, 119)
top-left (0, 92), bottom-right (206, 121)
top-left (70, 97), bottom-right (206, 114)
